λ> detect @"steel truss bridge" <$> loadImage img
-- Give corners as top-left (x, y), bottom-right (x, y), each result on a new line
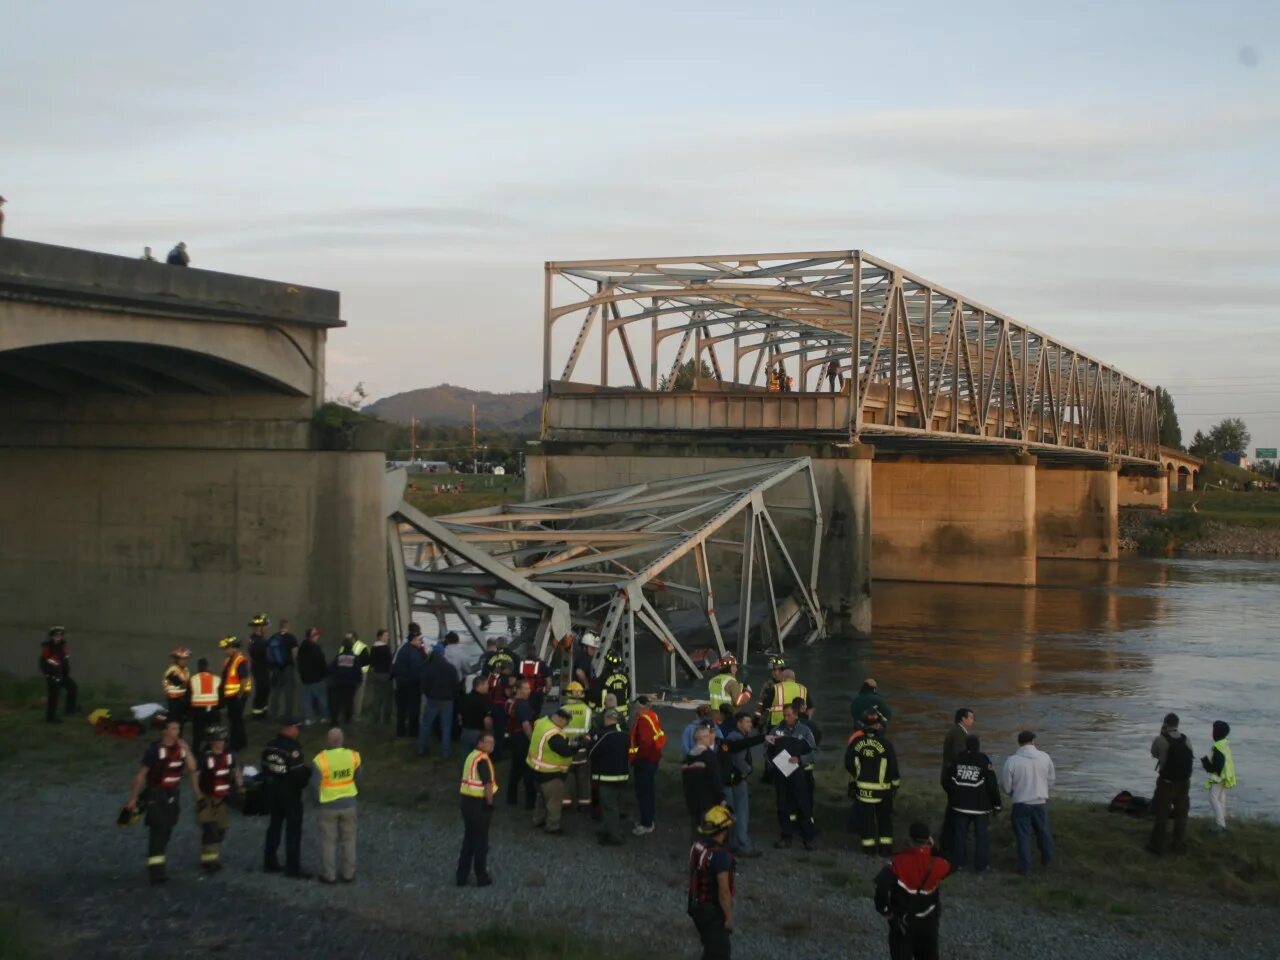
top-left (542, 251), bottom-right (1160, 462)
top-left (388, 460), bottom-right (825, 698)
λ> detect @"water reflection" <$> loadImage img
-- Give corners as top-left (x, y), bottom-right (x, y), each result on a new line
top-left (777, 558), bottom-right (1276, 819)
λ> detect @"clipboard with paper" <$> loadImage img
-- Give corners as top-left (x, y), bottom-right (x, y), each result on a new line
top-left (771, 748), bottom-right (797, 778)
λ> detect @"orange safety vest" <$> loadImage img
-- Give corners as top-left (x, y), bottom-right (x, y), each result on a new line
top-left (190, 672), bottom-right (220, 709)
top-left (222, 652), bottom-right (251, 698)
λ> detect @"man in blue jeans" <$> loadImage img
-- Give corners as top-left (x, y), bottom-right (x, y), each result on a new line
top-left (419, 649), bottom-right (460, 758)
top-left (999, 730), bottom-right (1056, 875)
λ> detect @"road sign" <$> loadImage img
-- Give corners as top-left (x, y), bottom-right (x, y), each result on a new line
top-left (1256, 448), bottom-right (1277, 459)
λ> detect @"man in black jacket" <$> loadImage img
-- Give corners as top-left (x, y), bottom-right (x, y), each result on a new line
top-left (295, 628), bottom-right (329, 726)
top-left (682, 723), bottom-right (724, 837)
top-left (588, 708), bottom-right (630, 845)
top-left (364, 629), bottom-right (394, 725)
top-left (419, 648), bottom-right (460, 758)
top-left (391, 629), bottom-right (427, 737)
top-left (261, 718), bottom-right (311, 878)
top-left (943, 734), bottom-right (1001, 872)
top-left (1149, 712), bottom-right (1194, 855)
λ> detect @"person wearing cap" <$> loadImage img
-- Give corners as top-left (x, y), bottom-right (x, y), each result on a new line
top-left (162, 647), bottom-right (192, 734)
top-left (630, 694), bottom-right (667, 835)
top-left (527, 708), bottom-right (577, 834)
top-left (847, 709), bottom-right (901, 855)
top-left (219, 635), bottom-right (252, 752)
top-left (588, 708), bottom-right (630, 845)
top-left (850, 678), bottom-right (892, 727)
top-left (39, 626), bottom-right (78, 723)
top-left (719, 710), bottom-right (766, 858)
top-left (188, 657), bottom-right (223, 751)
top-left (874, 821), bottom-right (952, 960)
top-left (195, 725), bottom-right (242, 873)
top-left (573, 631), bottom-right (600, 690)
top-left (261, 717), bottom-right (312, 878)
top-left (561, 680), bottom-right (594, 812)
top-left (999, 730), bottom-right (1055, 875)
top-left (125, 718), bottom-right (200, 884)
top-left (687, 804), bottom-right (736, 960)
top-left (457, 731), bottom-right (498, 887)
top-left (247, 614), bottom-right (272, 719)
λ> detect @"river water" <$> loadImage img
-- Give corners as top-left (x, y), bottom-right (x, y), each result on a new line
top-left (771, 558), bottom-right (1279, 819)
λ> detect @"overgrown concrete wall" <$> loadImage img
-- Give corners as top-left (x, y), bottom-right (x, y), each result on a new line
top-left (0, 448), bottom-right (386, 693)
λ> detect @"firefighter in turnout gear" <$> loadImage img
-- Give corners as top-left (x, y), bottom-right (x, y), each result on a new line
top-left (560, 681), bottom-right (594, 811)
top-left (220, 635), bottom-right (252, 752)
top-left (124, 719), bottom-right (199, 884)
top-left (163, 647), bottom-right (192, 733)
top-left (188, 658), bottom-right (222, 752)
top-left (847, 709), bottom-right (901, 855)
top-left (196, 726), bottom-right (242, 873)
top-left (874, 821), bottom-right (952, 960)
top-left (688, 803), bottom-right (736, 960)
top-left (707, 655), bottom-right (750, 712)
top-left (594, 651), bottom-right (630, 721)
top-left (247, 614), bottom-right (271, 719)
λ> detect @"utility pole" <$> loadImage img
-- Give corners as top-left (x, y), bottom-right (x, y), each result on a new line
top-left (471, 403), bottom-right (477, 474)
top-left (410, 416), bottom-right (417, 462)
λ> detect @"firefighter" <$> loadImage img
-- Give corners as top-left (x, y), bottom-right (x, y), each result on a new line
top-left (162, 647), bottom-right (192, 733)
top-left (560, 681), bottom-right (593, 812)
top-left (874, 821), bottom-right (952, 960)
top-left (595, 651), bottom-right (630, 721)
top-left (588, 708), bottom-right (630, 845)
top-left (262, 717), bottom-right (312, 878)
top-left (765, 701), bottom-right (818, 850)
top-left (847, 709), bottom-right (901, 855)
top-left (39, 626), bottom-right (78, 723)
top-left (247, 614), bottom-right (271, 719)
top-left (124, 718), bottom-right (200, 884)
top-left (457, 730), bottom-right (498, 887)
top-left (687, 803), bottom-right (736, 960)
top-left (518, 651), bottom-right (549, 716)
top-left (761, 663), bottom-right (808, 727)
top-left (220, 635), bottom-right (252, 752)
top-left (195, 725), bottom-right (243, 873)
top-left (188, 657), bottom-right (222, 752)
top-left (707, 655), bottom-right (751, 712)
top-left (528, 709), bottom-right (577, 834)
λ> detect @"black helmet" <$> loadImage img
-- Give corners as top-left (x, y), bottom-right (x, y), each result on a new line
top-left (205, 725), bottom-right (228, 741)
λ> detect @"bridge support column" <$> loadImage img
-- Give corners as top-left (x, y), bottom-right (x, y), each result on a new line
top-left (1035, 465), bottom-right (1119, 560)
top-left (820, 444), bottom-right (873, 637)
top-left (1118, 467), bottom-right (1168, 511)
top-left (871, 454), bottom-right (1037, 586)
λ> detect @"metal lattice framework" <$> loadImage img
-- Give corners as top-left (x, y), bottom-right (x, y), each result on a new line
top-left (543, 251), bottom-right (1160, 461)
top-left (391, 460), bottom-right (826, 699)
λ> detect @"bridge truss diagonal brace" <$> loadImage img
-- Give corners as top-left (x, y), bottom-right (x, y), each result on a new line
top-left (387, 459), bottom-right (827, 696)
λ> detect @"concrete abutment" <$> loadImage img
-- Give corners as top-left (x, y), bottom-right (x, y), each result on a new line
top-left (1035, 465), bottom-right (1120, 560)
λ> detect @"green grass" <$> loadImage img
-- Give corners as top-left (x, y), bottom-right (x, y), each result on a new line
top-left (403, 471), bottom-right (524, 517)
top-left (1169, 488), bottom-right (1280, 530)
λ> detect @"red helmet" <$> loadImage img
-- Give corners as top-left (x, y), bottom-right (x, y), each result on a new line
top-left (718, 654), bottom-right (738, 669)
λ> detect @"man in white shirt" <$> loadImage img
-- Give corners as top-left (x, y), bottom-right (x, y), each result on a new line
top-left (999, 730), bottom-right (1056, 875)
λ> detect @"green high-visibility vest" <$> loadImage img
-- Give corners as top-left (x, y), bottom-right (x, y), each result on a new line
top-left (314, 748), bottom-right (360, 804)
top-left (527, 717), bottom-right (573, 774)
top-left (768, 680), bottom-right (807, 724)
top-left (1207, 739), bottom-right (1237, 789)
top-left (562, 699), bottom-right (592, 738)
top-left (708, 673), bottom-right (734, 710)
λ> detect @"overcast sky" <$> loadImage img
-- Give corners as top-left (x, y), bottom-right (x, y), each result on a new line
top-left (4, 1), bottom-right (1278, 447)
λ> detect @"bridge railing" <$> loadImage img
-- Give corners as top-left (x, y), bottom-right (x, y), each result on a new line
top-left (542, 251), bottom-right (1160, 461)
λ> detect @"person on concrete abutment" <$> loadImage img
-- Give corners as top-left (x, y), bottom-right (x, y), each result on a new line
top-left (999, 730), bottom-right (1055, 876)
top-left (313, 727), bottom-right (362, 884)
top-left (1149, 712), bottom-right (1193, 855)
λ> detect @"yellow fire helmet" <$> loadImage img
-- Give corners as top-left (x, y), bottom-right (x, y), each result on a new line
top-left (699, 803), bottom-right (736, 836)
top-left (248, 614), bottom-right (270, 628)
top-left (565, 681), bottom-right (585, 698)
top-left (218, 635), bottom-right (240, 649)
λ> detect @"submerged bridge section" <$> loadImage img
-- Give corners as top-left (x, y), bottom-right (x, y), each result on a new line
top-left (0, 238), bottom-right (385, 687)
top-left (531, 251), bottom-right (1166, 635)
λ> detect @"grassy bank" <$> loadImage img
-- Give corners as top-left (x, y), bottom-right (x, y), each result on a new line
top-left (403, 471), bottom-right (524, 517)
top-left (1169, 488), bottom-right (1280, 530)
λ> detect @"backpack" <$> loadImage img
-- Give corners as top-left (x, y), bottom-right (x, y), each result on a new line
top-left (267, 633), bottom-right (288, 668)
top-left (1108, 790), bottom-right (1151, 817)
top-left (1160, 733), bottom-right (1194, 782)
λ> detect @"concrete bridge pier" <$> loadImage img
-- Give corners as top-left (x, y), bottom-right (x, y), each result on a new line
top-left (1118, 465), bottom-right (1169, 510)
top-left (871, 454), bottom-right (1038, 586)
top-left (1035, 464), bottom-right (1120, 560)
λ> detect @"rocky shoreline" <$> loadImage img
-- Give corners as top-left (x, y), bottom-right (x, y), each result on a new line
top-left (1119, 510), bottom-right (1280, 557)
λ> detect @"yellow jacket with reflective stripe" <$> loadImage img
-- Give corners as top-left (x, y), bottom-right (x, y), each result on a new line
top-left (314, 748), bottom-right (361, 803)
top-left (768, 680), bottom-right (807, 724)
top-left (562, 699), bottom-right (592, 738)
top-left (352, 639), bottom-right (370, 674)
top-left (1207, 739), bottom-right (1237, 789)
top-left (527, 716), bottom-right (574, 774)
top-left (459, 749), bottom-right (497, 798)
top-left (708, 673), bottom-right (734, 710)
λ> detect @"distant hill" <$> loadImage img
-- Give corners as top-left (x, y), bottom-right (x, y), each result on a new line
top-left (365, 383), bottom-right (540, 428)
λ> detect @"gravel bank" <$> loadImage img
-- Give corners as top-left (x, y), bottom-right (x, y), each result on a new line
top-left (1119, 509), bottom-right (1280, 556)
top-left (3, 759), bottom-right (1278, 960)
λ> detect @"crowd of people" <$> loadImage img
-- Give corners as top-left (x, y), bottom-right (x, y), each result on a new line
top-left (37, 620), bottom-right (1241, 959)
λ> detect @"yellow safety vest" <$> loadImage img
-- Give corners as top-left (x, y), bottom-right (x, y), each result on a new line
top-left (459, 749), bottom-right (497, 798)
top-left (562, 699), bottom-right (592, 738)
top-left (352, 639), bottom-right (369, 675)
top-left (527, 717), bottom-right (574, 774)
top-left (768, 680), bottom-right (807, 724)
top-left (708, 673), bottom-right (735, 710)
top-left (314, 748), bottom-right (361, 804)
top-left (1206, 739), bottom-right (1237, 789)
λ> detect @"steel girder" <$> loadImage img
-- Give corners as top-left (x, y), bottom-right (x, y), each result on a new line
top-left (542, 251), bottom-right (1160, 462)
top-left (394, 459), bottom-right (826, 700)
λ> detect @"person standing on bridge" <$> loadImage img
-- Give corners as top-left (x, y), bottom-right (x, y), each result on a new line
top-left (166, 241), bottom-right (190, 266)
top-left (825, 358), bottom-right (843, 392)
top-left (0, 195), bottom-right (6, 236)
